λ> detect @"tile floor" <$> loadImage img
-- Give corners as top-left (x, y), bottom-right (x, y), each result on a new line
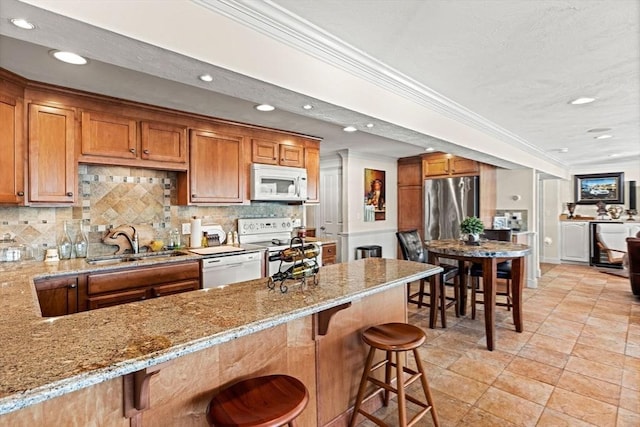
top-left (358, 263), bottom-right (640, 426)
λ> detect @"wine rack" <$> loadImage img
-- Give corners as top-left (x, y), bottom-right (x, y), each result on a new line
top-left (267, 237), bottom-right (320, 293)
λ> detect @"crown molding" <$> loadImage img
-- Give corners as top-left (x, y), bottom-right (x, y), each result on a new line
top-left (193, 0), bottom-right (565, 169)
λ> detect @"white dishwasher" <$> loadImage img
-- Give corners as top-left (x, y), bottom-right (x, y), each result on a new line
top-left (201, 251), bottom-right (263, 289)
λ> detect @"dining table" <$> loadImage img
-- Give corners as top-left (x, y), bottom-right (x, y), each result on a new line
top-left (424, 239), bottom-right (531, 351)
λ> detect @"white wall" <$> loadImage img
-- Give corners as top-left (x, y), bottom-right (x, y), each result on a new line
top-left (337, 150), bottom-right (398, 261)
top-left (496, 168), bottom-right (539, 286)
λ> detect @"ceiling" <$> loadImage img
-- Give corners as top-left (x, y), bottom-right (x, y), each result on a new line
top-left (1, 0), bottom-right (638, 177)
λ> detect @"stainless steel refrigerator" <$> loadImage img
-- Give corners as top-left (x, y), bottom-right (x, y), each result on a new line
top-left (424, 176), bottom-right (479, 241)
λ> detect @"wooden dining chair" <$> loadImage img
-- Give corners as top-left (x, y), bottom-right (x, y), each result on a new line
top-left (469, 229), bottom-right (513, 319)
top-left (396, 230), bottom-right (460, 327)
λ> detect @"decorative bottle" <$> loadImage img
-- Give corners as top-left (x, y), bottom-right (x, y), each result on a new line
top-left (74, 221), bottom-right (88, 258)
top-left (272, 260), bottom-right (319, 281)
top-left (58, 221), bottom-right (73, 260)
top-left (269, 243), bottom-right (320, 262)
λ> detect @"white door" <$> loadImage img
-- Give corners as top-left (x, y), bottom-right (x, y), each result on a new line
top-left (318, 164), bottom-right (343, 260)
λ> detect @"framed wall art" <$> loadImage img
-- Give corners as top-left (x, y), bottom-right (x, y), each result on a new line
top-left (364, 168), bottom-right (386, 221)
top-left (575, 172), bottom-right (624, 204)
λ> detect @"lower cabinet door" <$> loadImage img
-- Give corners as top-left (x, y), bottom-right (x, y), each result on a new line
top-left (87, 288), bottom-right (148, 310)
top-left (151, 280), bottom-right (200, 297)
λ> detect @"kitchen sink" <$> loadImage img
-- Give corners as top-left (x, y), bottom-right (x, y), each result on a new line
top-left (86, 251), bottom-right (188, 265)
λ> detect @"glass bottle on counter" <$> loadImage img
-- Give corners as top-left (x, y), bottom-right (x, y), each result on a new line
top-left (272, 259), bottom-right (319, 281)
top-left (269, 243), bottom-right (320, 262)
top-left (58, 221), bottom-right (73, 260)
top-left (74, 221), bottom-right (88, 258)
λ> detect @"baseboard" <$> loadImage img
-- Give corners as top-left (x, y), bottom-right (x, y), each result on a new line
top-left (541, 257), bottom-right (561, 264)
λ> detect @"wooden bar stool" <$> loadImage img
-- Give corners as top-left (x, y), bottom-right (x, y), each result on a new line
top-left (206, 374), bottom-right (309, 427)
top-left (349, 323), bottom-right (439, 427)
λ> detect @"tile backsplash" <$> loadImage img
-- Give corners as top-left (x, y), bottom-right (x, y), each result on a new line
top-left (0, 165), bottom-right (301, 259)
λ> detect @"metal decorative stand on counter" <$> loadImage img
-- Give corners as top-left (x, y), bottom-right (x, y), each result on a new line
top-left (267, 237), bottom-right (320, 293)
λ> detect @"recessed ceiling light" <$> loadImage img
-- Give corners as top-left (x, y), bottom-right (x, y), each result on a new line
top-left (302, 104), bottom-right (313, 110)
top-left (51, 50), bottom-right (87, 65)
top-left (425, 147), bottom-right (435, 152)
top-left (10, 18), bottom-right (35, 30)
top-left (587, 127), bottom-right (612, 133)
top-left (594, 134), bottom-right (613, 139)
top-left (569, 97), bottom-right (596, 105)
top-left (199, 74), bottom-right (213, 82)
top-left (343, 126), bottom-right (357, 132)
top-left (255, 104), bottom-right (275, 112)
top-left (365, 123), bottom-right (374, 128)
top-left (558, 148), bottom-right (569, 153)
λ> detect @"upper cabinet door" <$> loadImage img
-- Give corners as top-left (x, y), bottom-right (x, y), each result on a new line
top-left (423, 155), bottom-right (450, 177)
top-left (305, 145), bottom-right (320, 203)
top-left (251, 139), bottom-right (279, 165)
top-left (0, 95), bottom-right (25, 204)
top-left (450, 157), bottom-right (479, 175)
top-left (81, 111), bottom-right (137, 159)
top-left (279, 144), bottom-right (304, 168)
top-left (189, 129), bottom-right (244, 203)
top-left (28, 104), bottom-right (76, 204)
top-left (140, 121), bottom-right (187, 164)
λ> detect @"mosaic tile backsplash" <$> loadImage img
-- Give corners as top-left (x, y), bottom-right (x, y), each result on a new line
top-left (0, 165), bottom-right (301, 259)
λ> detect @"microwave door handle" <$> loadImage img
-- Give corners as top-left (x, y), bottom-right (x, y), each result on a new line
top-left (295, 177), bottom-right (300, 197)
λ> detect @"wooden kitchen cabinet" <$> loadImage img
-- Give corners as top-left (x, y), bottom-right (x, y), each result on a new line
top-left (397, 157), bottom-right (423, 233)
top-left (322, 242), bottom-right (337, 266)
top-left (0, 94), bottom-right (25, 204)
top-left (28, 103), bottom-right (76, 204)
top-left (140, 121), bottom-right (187, 164)
top-left (251, 138), bottom-right (305, 168)
top-left (81, 111), bottom-right (188, 168)
top-left (81, 110), bottom-right (137, 160)
top-left (305, 145), bottom-right (320, 203)
top-left (423, 153), bottom-right (479, 178)
top-left (35, 275), bottom-right (79, 317)
top-left (85, 260), bottom-right (200, 311)
top-left (178, 127), bottom-right (245, 204)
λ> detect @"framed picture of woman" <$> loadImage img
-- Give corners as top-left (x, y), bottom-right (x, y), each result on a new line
top-left (364, 168), bottom-right (386, 221)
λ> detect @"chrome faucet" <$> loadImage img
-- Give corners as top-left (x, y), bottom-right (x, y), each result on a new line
top-left (113, 226), bottom-right (139, 254)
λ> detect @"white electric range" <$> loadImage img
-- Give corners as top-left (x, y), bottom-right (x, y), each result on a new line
top-left (237, 217), bottom-right (322, 277)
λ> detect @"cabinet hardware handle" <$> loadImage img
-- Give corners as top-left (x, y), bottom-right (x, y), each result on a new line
top-left (66, 192), bottom-right (73, 197)
top-left (130, 148), bottom-right (136, 153)
top-left (143, 149), bottom-right (150, 154)
top-left (192, 194), bottom-right (196, 198)
top-left (140, 296), bottom-right (146, 300)
top-left (17, 191), bottom-right (24, 196)
top-left (153, 290), bottom-right (160, 298)
top-left (273, 157), bottom-right (277, 160)
top-left (68, 283), bottom-right (77, 289)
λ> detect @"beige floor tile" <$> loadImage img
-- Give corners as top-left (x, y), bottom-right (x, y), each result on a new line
top-left (617, 408), bottom-right (640, 427)
top-left (625, 344), bottom-right (640, 358)
top-left (565, 356), bottom-right (623, 385)
top-left (448, 355), bottom-right (505, 385)
top-left (526, 332), bottom-right (576, 354)
top-left (556, 370), bottom-right (621, 406)
top-left (518, 343), bottom-right (570, 369)
top-left (625, 356), bottom-right (640, 371)
top-left (415, 344), bottom-right (463, 369)
top-left (586, 315), bottom-right (629, 332)
top-left (462, 347), bottom-right (515, 370)
top-left (535, 408), bottom-right (598, 427)
top-left (476, 387), bottom-right (544, 426)
top-left (427, 367), bottom-right (489, 405)
top-left (506, 356), bottom-right (563, 386)
top-left (455, 407), bottom-right (517, 426)
top-left (546, 388), bottom-right (618, 426)
top-left (622, 367), bottom-right (640, 391)
top-left (581, 324), bottom-right (627, 342)
top-left (576, 334), bottom-right (627, 354)
top-left (492, 370), bottom-right (554, 406)
top-left (571, 342), bottom-right (627, 368)
top-left (619, 386), bottom-right (640, 414)
top-left (421, 388), bottom-right (471, 426)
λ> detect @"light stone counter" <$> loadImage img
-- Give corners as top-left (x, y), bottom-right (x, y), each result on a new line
top-left (0, 257), bottom-right (441, 415)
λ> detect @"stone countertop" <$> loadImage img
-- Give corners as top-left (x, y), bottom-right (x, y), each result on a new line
top-left (0, 257), bottom-right (441, 415)
top-left (425, 239), bottom-right (531, 258)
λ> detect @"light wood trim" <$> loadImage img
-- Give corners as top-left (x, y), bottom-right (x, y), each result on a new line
top-left (479, 162), bottom-right (497, 227)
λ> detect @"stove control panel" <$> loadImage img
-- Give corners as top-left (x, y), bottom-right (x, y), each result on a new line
top-left (238, 217), bottom-right (293, 235)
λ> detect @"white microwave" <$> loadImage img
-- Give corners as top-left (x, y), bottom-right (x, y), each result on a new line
top-left (250, 164), bottom-right (308, 201)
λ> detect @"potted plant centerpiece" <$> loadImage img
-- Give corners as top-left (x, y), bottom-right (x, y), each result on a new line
top-left (460, 216), bottom-right (484, 245)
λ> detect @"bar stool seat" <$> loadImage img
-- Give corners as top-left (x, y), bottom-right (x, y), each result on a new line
top-left (349, 323), bottom-right (439, 427)
top-left (206, 374), bottom-right (308, 427)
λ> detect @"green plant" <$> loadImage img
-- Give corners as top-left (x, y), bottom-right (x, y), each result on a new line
top-left (460, 216), bottom-right (484, 234)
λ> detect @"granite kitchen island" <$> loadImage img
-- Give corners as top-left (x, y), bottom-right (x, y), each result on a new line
top-left (0, 258), bottom-right (441, 426)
